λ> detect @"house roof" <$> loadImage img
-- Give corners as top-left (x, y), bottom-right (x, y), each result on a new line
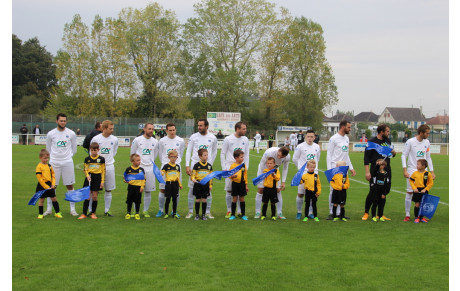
top-left (325, 113), bottom-right (354, 122)
top-left (385, 107), bottom-right (426, 121)
top-left (354, 111), bottom-right (379, 122)
top-left (426, 115), bottom-right (449, 125)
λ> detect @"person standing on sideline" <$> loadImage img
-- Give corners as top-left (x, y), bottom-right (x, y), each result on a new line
top-left (326, 120), bottom-right (356, 220)
top-left (254, 146), bottom-right (290, 219)
top-left (362, 124), bottom-right (396, 221)
top-left (157, 123), bottom-right (185, 217)
top-left (289, 132), bottom-right (297, 151)
top-left (297, 130), bottom-right (305, 145)
top-left (402, 133), bottom-right (409, 143)
top-left (90, 120), bottom-right (118, 216)
top-left (184, 119), bottom-right (218, 219)
top-left (360, 133), bottom-right (368, 142)
top-left (216, 130), bottom-right (224, 140)
top-left (221, 122), bottom-right (250, 218)
top-left (45, 113), bottom-right (78, 216)
top-left (254, 131), bottom-right (261, 153)
top-left (20, 124), bottom-right (28, 145)
top-left (33, 124), bottom-right (42, 135)
top-left (83, 122), bottom-right (102, 151)
top-left (130, 123), bottom-right (159, 217)
top-left (268, 133), bottom-right (275, 148)
top-left (401, 124), bottom-right (435, 222)
top-left (292, 130), bottom-right (321, 220)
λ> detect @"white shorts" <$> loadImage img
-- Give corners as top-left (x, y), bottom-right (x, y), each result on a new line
top-left (144, 168), bottom-right (156, 192)
top-left (297, 184), bottom-right (306, 195)
top-left (160, 170), bottom-right (182, 191)
top-left (255, 141), bottom-right (260, 147)
top-left (50, 159), bottom-right (75, 186)
top-left (104, 164), bottom-right (116, 191)
top-left (225, 177), bottom-right (232, 192)
top-left (406, 168), bottom-right (416, 192)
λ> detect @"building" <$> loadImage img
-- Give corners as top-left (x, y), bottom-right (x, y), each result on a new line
top-left (426, 115), bottom-right (449, 132)
top-left (378, 107), bottom-right (426, 129)
top-left (353, 111), bottom-right (379, 123)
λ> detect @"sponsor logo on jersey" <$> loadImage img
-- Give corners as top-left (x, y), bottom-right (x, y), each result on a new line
top-left (66, 135), bottom-right (69, 138)
top-left (208, 140), bottom-right (211, 142)
top-left (341, 145), bottom-right (348, 152)
top-left (306, 154), bottom-right (316, 160)
top-left (57, 141), bottom-right (67, 147)
top-left (166, 148), bottom-right (177, 153)
top-left (142, 149), bottom-right (152, 155)
top-left (176, 143), bottom-right (179, 146)
top-left (416, 151), bottom-right (425, 157)
top-left (199, 145), bottom-right (208, 149)
top-left (208, 165), bottom-right (211, 170)
top-left (97, 159), bottom-right (100, 163)
top-left (233, 147), bottom-right (242, 151)
top-left (101, 148), bottom-right (111, 154)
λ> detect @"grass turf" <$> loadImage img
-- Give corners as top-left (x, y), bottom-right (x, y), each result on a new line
top-left (12, 145), bottom-right (449, 290)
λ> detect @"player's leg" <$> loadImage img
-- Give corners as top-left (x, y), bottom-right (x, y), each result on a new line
top-left (296, 184), bottom-right (305, 219)
top-left (327, 185), bottom-right (333, 220)
top-left (225, 178), bottom-right (233, 218)
top-left (255, 186), bottom-right (263, 218)
top-left (60, 160), bottom-right (77, 216)
top-left (201, 198), bottom-right (207, 220)
top-left (45, 161), bottom-right (62, 215)
top-left (103, 164), bottom-right (116, 216)
top-left (186, 179), bottom-right (195, 218)
top-left (276, 188), bottom-right (285, 219)
top-left (405, 178), bottom-right (413, 221)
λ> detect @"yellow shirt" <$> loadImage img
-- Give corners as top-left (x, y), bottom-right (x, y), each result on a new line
top-left (84, 155), bottom-right (106, 184)
top-left (300, 172), bottom-right (321, 195)
top-left (191, 161), bottom-right (213, 187)
top-left (124, 166), bottom-right (146, 187)
top-left (161, 163), bottom-right (182, 187)
top-left (330, 173), bottom-right (349, 191)
top-left (263, 168), bottom-right (280, 188)
top-left (36, 162), bottom-right (55, 189)
top-left (229, 162), bottom-right (248, 184)
top-left (410, 170), bottom-right (433, 191)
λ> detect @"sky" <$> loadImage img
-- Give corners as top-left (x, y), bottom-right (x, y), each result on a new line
top-left (11, 0), bottom-right (450, 118)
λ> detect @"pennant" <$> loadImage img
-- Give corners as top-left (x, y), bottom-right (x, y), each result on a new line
top-left (220, 163), bottom-right (245, 179)
top-left (151, 160), bottom-right (166, 184)
top-left (64, 186), bottom-right (90, 202)
top-left (366, 142), bottom-right (393, 157)
top-left (252, 169), bottom-right (276, 186)
top-left (199, 163), bottom-right (245, 185)
top-left (419, 194), bottom-right (440, 219)
top-left (123, 171), bottom-right (145, 182)
top-left (28, 189), bottom-right (49, 206)
top-left (291, 161), bottom-right (307, 186)
top-left (324, 166), bottom-right (349, 183)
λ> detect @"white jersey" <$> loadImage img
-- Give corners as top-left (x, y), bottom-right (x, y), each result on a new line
top-left (185, 132), bottom-right (218, 167)
top-left (257, 147), bottom-right (290, 183)
top-left (158, 135), bottom-right (185, 166)
top-left (401, 137), bottom-right (434, 171)
top-left (91, 134), bottom-right (118, 166)
top-left (326, 133), bottom-right (353, 170)
top-left (130, 135), bottom-right (159, 168)
top-left (293, 142), bottom-right (321, 173)
top-left (254, 134), bottom-right (261, 143)
top-left (290, 133), bottom-right (297, 143)
top-left (46, 128), bottom-right (77, 162)
top-left (220, 134), bottom-right (250, 170)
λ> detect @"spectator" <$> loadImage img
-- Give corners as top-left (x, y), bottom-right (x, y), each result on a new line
top-left (360, 133), bottom-right (368, 142)
top-left (76, 128), bottom-right (81, 136)
top-left (20, 124), bottom-right (28, 145)
top-left (216, 130), bottom-right (224, 140)
top-left (402, 133), bottom-right (409, 143)
top-left (314, 134), bottom-right (320, 144)
top-left (82, 122), bottom-right (102, 151)
top-left (33, 124), bottom-right (42, 135)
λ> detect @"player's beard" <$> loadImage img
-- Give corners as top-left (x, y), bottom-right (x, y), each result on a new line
top-left (57, 124), bottom-right (66, 130)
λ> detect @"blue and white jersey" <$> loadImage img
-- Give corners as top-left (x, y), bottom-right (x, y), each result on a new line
top-left (130, 135), bottom-right (159, 168)
top-left (91, 134), bottom-right (118, 166)
top-left (220, 134), bottom-right (250, 171)
top-left (46, 128), bottom-right (77, 162)
top-left (158, 135), bottom-right (185, 166)
top-left (185, 132), bottom-right (217, 167)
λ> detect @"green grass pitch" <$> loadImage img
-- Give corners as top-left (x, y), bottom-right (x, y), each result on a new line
top-left (12, 145), bottom-right (449, 290)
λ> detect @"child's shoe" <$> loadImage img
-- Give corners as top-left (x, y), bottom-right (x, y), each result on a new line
top-left (333, 217), bottom-right (339, 222)
top-left (229, 215), bottom-right (236, 220)
top-left (241, 216), bottom-right (248, 221)
top-left (202, 214), bottom-right (208, 221)
top-left (362, 213), bottom-right (369, 220)
top-left (302, 217), bottom-right (308, 222)
top-left (164, 214), bottom-right (169, 219)
top-left (341, 217), bottom-right (348, 222)
top-left (261, 216), bottom-right (266, 220)
top-left (381, 215), bottom-right (391, 221)
top-left (90, 213), bottom-right (98, 219)
top-left (195, 214), bottom-right (200, 220)
top-left (414, 218), bottom-right (420, 223)
top-left (125, 214), bottom-right (131, 220)
top-left (37, 214), bottom-right (44, 219)
top-left (271, 216), bottom-right (277, 221)
top-left (421, 217), bottom-right (429, 223)
top-left (78, 214), bottom-right (87, 220)
top-left (55, 212), bottom-right (63, 218)
top-left (372, 217), bottom-right (378, 222)
top-left (135, 214), bottom-right (140, 220)
top-left (314, 217), bottom-right (320, 222)
top-left (379, 217), bottom-right (385, 222)
top-left (174, 214), bottom-right (180, 219)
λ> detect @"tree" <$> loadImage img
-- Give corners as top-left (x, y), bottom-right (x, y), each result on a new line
top-left (12, 34), bottom-right (56, 111)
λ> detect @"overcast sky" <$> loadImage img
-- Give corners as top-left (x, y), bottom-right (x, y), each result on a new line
top-left (11, 0), bottom-right (450, 118)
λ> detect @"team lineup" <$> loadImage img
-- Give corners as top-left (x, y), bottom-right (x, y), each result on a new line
top-left (35, 113), bottom-right (436, 223)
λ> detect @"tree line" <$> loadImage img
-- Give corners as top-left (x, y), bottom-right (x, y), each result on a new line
top-left (12, 0), bottom-right (338, 132)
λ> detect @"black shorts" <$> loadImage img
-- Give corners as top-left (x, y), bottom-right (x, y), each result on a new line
top-left (332, 189), bottom-right (347, 205)
top-left (83, 173), bottom-right (103, 191)
top-left (305, 190), bottom-right (318, 202)
top-left (231, 182), bottom-right (247, 197)
top-left (126, 185), bottom-right (142, 205)
top-left (412, 189), bottom-right (428, 203)
top-left (369, 186), bottom-right (386, 201)
top-left (36, 181), bottom-right (56, 198)
top-left (262, 187), bottom-right (278, 204)
top-left (193, 182), bottom-right (210, 199)
top-left (164, 182), bottom-right (179, 198)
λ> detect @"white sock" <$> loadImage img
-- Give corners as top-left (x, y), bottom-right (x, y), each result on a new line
top-left (255, 193), bottom-right (263, 213)
top-left (226, 192), bottom-right (232, 212)
top-left (405, 193), bottom-right (412, 216)
top-left (104, 191), bottom-right (112, 213)
top-left (188, 188), bottom-right (194, 213)
top-left (46, 197), bottom-right (52, 212)
top-left (237, 199), bottom-right (241, 214)
top-left (69, 202), bottom-right (76, 212)
top-left (142, 191), bottom-right (151, 212)
top-left (309, 201), bottom-right (313, 215)
top-left (329, 189), bottom-right (333, 214)
top-left (176, 192), bottom-right (180, 208)
top-left (256, 148), bottom-right (259, 153)
top-left (206, 192), bottom-right (212, 214)
top-left (296, 195), bottom-right (304, 213)
top-left (157, 191), bottom-right (164, 212)
top-left (276, 192), bottom-right (283, 215)
top-left (87, 197), bottom-right (93, 213)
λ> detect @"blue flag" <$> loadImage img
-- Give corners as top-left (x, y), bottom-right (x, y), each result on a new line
top-left (199, 163), bottom-right (245, 185)
top-left (151, 161), bottom-right (166, 184)
top-left (324, 166), bottom-right (349, 183)
top-left (253, 169), bottom-right (276, 186)
top-left (419, 194), bottom-right (440, 219)
top-left (123, 171), bottom-right (145, 182)
top-left (291, 161), bottom-right (307, 186)
top-left (28, 189), bottom-right (49, 206)
top-left (366, 142), bottom-right (393, 157)
top-left (64, 186), bottom-right (90, 202)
